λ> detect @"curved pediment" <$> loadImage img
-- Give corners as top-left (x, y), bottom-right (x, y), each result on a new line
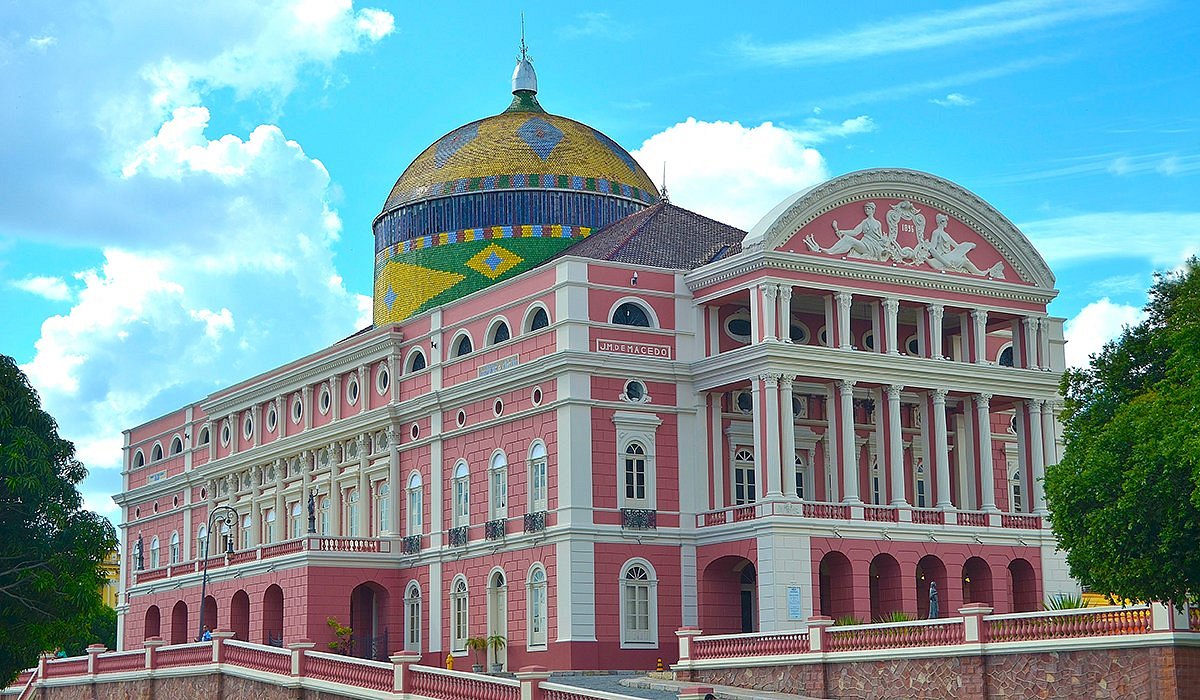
top-left (742, 169), bottom-right (1055, 289)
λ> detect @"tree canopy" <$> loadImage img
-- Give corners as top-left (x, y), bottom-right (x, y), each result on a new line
top-left (0, 355), bottom-right (117, 685)
top-left (1045, 258), bottom-right (1200, 604)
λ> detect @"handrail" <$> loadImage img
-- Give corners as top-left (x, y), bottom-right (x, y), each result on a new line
top-left (540, 681), bottom-right (648, 700)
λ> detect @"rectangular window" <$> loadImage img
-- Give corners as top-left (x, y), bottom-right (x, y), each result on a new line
top-left (407, 489), bottom-right (423, 535)
top-left (916, 479), bottom-right (927, 508)
top-left (530, 457), bottom-right (547, 512)
top-left (491, 467), bottom-right (508, 518)
top-left (405, 595), bottom-right (421, 651)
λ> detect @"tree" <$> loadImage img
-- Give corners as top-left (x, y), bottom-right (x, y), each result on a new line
top-left (1045, 258), bottom-right (1200, 605)
top-left (0, 355), bottom-right (117, 685)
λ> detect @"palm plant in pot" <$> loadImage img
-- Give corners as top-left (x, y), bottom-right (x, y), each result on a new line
top-left (465, 636), bottom-right (488, 672)
top-left (485, 634), bottom-right (507, 673)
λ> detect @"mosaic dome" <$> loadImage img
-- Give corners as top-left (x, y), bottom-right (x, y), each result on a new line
top-left (372, 55), bottom-right (660, 325)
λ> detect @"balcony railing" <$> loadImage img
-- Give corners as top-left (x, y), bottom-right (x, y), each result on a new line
top-left (523, 511), bottom-right (547, 533)
top-left (448, 526), bottom-right (469, 547)
top-left (485, 518), bottom-right (506, 541)
top-left (694, 501), bottom-right (1045, 532)
top-left (621, 508), bottom-right (657, 530)
top-left (134, 535), bottom-right (391, 585)
top-left (402, 535), bottom-right (422, 554)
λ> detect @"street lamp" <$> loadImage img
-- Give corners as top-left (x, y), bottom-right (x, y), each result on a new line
top-left (197, 505), bottom-right (238, 640)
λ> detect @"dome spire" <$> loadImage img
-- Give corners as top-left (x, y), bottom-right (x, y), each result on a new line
top-left (506, 16), bottom-right (544, 113)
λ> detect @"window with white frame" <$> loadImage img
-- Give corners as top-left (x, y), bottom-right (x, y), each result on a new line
top-left (453, 461), bottom-right (470, 527)
top-left (529, 441), bottom-right (548, 512)
top-left (620, 560), bottom-right (658, 647)
top-left (870, 456), bottom-right (882, 505)
top-left (915, 462), bottom-right (928, 508)
top-left (490, 452), bottom-right (508, 519)
top-left (613, 411), bottom-right (660, 510)
top-left (733, 448), bottom-right (757, 505)
top-left (196, 525), bottom-right (207, 559)
top-left (528, 564), bottom-right (548, 648)
top-left (611, 301), bottom-right (653, 327)
top-left (264, 508), bottom-right (276, 543)
top-left (319, 496), bottom-right (330, 535)
top-left (241, 515), bottom-right (252, 548)
top-left (795, 453), bottom-right (806, 499)
top-left (377, 482), bottom-right (390, 535)
top-left (150, 536), bottom-right (160, 568)
top-left (290, 502), bottom-right (303, 538)
top-left (169, 532), bottom-right (180, 564)
top-left (489, 320), bottom-right (510, 345)
top-left (346, 489), bottom-right (360, 537)
top-left (1009, 465), bottom-right (1023, 512)
top-left (451, 577), bottom-right (469, 652)
top-left (405, 582), bottom-right (422, 651)
top-left (407, 472), bottom-right (423, 535)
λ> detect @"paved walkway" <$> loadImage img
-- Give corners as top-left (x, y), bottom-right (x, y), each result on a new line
top-left (548, 672), bottom-right (821, 700)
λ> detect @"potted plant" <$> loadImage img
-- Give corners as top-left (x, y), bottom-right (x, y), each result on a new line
top-left (486, 634), bottom-right (507, 673)
top-left (464, 636), bottom-right (487, 672)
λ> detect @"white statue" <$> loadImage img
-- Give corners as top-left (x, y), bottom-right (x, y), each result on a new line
top-left (805, 202), bottom-right (887, 259)
top-left (914, 213), bottom-right (1006, 279)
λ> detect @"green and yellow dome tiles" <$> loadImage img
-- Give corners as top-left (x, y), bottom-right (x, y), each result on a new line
top-left (371, 51), bottom-right (659, 326)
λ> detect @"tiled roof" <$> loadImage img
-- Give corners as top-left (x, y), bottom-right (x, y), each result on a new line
top-left (560, 201), bottom-right (745, 270)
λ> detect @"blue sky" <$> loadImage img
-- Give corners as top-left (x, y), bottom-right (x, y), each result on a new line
top-left (1, 0), bottom-right (1197, 521)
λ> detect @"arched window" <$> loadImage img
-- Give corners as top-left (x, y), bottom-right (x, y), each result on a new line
top-left (377, 482), bottom-right (391, 535)
top-left (453, 462), bottom-right (470, 526)
top-left (529, 442), bottom-right (548, 513)
top-left (489, 452), bottom-right (508, 520)
top-left (1010, 468), bottom-right (1023, 512)
top-left (870, 457), bottom-right (883, 505)
top-left (319, 496), bottom-right (331, 535)
top-left (346, 489), bottom-right (360, 537)
top-left (611, 301), bottom-right (652, 327)
top-left (451, 577), bottom-right (469, 652)
top-left (150, 536), bottom-right (160, 568)
top-left (198, 427), bottom-right (210, 446)
top-left (407, 349), bottom-right (427, 373)
top-left (999, 345), bottom-right (1015, 367)
top-left (452, 333), bottom-right (473, 358)
top-left (528, 565), bottom-right (548, 648)
top-left (151, 443), bottom-right (163, 462)
top-left (527, 306), bottom-right (550, 332)
top-left (169, 532), bottom-right (180, 564)
top-left (262, 508), bottom-right (275, 543)
top-left (241, 514), bottom-right (252, 549)
top-left (489, 320), bottom-right (511, 345)
top-left (915, 462), bottom-right (928, 508)
top-left (733, 448), bottom-right (756, 505)
top-left (290, 502), bottom-right (303, 539)
top-left (170, 436), bottom-right (183, 455)
top-left (132, 450), bottom-right (145, 469)
top-left (623, 443), bottom-right (648, 507)
top-left (405, 582), bottom-right (422, 651)
top-left (196, 525), bottom-right (207, 559)
top-left (795, 453), bottom-right (807, 500)
top-left (620, 561), bottom-right (658, 647)
top-left (407, 472), bottom-right (423, 535)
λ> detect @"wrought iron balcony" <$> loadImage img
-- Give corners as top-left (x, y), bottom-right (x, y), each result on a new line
top-left (402, 535), bottom-right (422, 554)
top-left (524, 511), bottom-right (547, 533)
top-left (485, 518), bottom-right (506, 540)
top-left (621, 508), bottom-right (657, 530)
top-left (448, 526), bottom-right (469, 547)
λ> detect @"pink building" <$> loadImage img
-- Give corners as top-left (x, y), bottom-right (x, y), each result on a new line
top-left (114, 53), bottom-right (1074, 671)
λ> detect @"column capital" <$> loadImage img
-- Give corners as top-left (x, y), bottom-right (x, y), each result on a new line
top-left (835, 291), bottom-right (853, 307)
top-left (927, 303), bottom-right (944, 320)
top-left (762, 282), bottom-right (779, 300)
top-left (971, 308), bottom-right (988, 321)
top-left (836, 379), bottom-right (856, 395)
top-left (1038, 317), bottom-right (1052, 331)
top-left (778, 284), bottom-right (793, 302)
top-left (780, 375), bottom-right (794, 391)
top-left (1022, 316), bottom-right (1039, 329)
top-left (886, 384), bottom-right (904, 400)
top-left (356, 434), bottom-right (367, 451)
top-left (976, 393), bottom-right (992, 407)
top-left (759, 373), bottom-right (781, 387)
top-left (883, 297), bottom-right (900, 313)
top-left (1024, 398), bottom-right (1045, 410)
top-left (386, 425), bottom-right (400, 445)
top-left (932, 388), bottom-right (948, 403)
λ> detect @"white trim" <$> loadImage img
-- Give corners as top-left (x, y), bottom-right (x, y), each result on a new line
top-left (619, 558), bottom-right (659, 648)
top-left (522, 303), bottom-right (552, 333)
top-left (607, 296), bottom-right (659, 328)
top-left (449, 330), bottom-right (475, 358)
top-left (526, 562), bottom-right (549, 650)
top-left (485, 315), bottom-right (512, 346)
top-left (404, 346), bottom-right (428, 373)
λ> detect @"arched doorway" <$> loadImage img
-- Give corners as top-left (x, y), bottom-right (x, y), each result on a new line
top-left (962, 557), bottom-right (993, 606)
top-left (144, 605), bottom-right (161, 640)
top-left (230, 590), bottom-right (250, 641)
top-left (487, 571), bottom-right (508, 671)
top-left (818, 551), bottom-right (854, 620)
top-left (350, 581), bottom-right (389, 660)
top-left (1008, 559), bottom-right (1038, 612)
top-left (263, 585), bottom-right (284, 645)
top-left (699, 556), bottom-right (756, 634)
top-left (916, 555), bottom-right (947, 619)
top-left (201, 595), bottom-right (218, 636)
top-left (170, 600), bottom-right (188, 645)
top-left (868, 553), bottom-right (903, 621)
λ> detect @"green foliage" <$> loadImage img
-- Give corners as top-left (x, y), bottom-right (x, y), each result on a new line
top-left (326, 617), bottom-right (353, 654)
top-left (465, 636), bottom-right (488, 666)
top-left (1045, 258), bottom-right (1200, 605)
top-left (485, 633), bottom-right (506, 652)
top-left (874, 611), bottom-right (916, 623)
top-left (0, 355), bottom-right (117, 686)
top-left (58, 606), bottom-right (119, 656)
top-left (1044, 593), bottom-right (1087, 610)
top-left (832, 615), bottom-right (864, 626)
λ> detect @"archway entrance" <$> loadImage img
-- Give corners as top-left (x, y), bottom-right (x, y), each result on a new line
top-left (487, 571), bottom-right (508, 671)
top-left (1008, 559), bottom-right (1038, 612)
top-left (263, 585), bottom-right (284, 645)
top-left (170, 600), bottom-right (188, 645)
top-left (916, 555), bottom-right (947, 619)
top-left (144, 605), bottom-right (161, 640)
top-left (868, 553), bottom-right (903, 621)
top-left (699, 556), bottom-right (756, 634)
top-left (962, 557), bottom-right (994, 606)
top-left (201, 595), bottom-right (217, 636)
top-left (818, 551), bottom-right (854, 620)
top-left (350, 581), bottom-right (389, 660)
top-left (231, 590), bottom-right (250, 641)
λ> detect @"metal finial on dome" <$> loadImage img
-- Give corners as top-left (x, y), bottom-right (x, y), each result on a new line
top-left (512, 15), bottom-right (537, 95)
top-left (660, 162), bottom-right (670, 203)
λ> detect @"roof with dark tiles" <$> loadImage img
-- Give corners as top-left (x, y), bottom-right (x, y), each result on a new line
top-left (559, 200), bottom-right (746, 270)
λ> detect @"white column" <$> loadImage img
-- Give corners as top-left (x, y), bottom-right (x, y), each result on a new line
top-left (709, 393), bottom-right (725, 509)
top-left (273, 461), bottom-right (285, 540)
top-left (1038, 318), bottom-right (1053, 371)
top-left (331, 376), bottom-right (342, 421)
top-left (249, 467), bottom-right (262, 545)
top-left (302, 386), bottom-right (313, 431)
top-left (823, 389), bottom-right (839, 501)
top-left (1041, 400), bottom-right (1058, 467)
top-left (1022, 317), bottom-right (1040, 370)
top-left (971, 310), bottom-right (988, 364)
top-left (928, 304), bottom-right (944, 359)
top-left (357, 435), bottom-right (370, 536)
top-left (1028, 400), bottom-right (1047, 514)
top-left (762, 284), bottom-right (778, 342)
top-left (976, 394), bottom-right (998, 512)
top-left (762, 374), bottom-right (783, 498)
top-left (388, 426), bottom-right (402, 535)
top-left (778, 285), bottom-right (793, 342)
top-left (781, 376), bottom-right (798, 498)
top-left (838, 380), bottom-right (861, 503)
top-left (932, 389), bottom-right (953, 509)
top-left (886, 384), bottom-right (907, 506)
top-left (883, 298), bottom-right (900, 355)
top-left (329, 456), bottom-right (342, 536)
top-left (836, 292), bottom-right (853, 350)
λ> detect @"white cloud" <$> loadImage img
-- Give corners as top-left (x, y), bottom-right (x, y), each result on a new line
top-left (563, 12), bottom-right (630, 40)
top-left (791, 115), bottom-right (875, 143)
top-left (1019, 212), bottom-right (1200, 268)
top-left (632, 118), bottom-right (833, 229)
top-left (932, 93), bottom-right (977, 107)
top-left (732, 0), bottom-right (1144, 66)
top-left (10, 275), bottom-right (72, 301)
top-left (1063, 298), bottom-right (1145, 368)
top-left (28, 35), bottom-right (57, 50)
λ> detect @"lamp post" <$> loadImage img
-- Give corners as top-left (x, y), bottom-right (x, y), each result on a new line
top-left (197, 505), bottom-right (238, 640)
